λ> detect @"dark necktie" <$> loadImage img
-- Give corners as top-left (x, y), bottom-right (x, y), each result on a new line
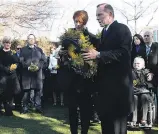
top-left (103, 28), bottom-right (107, 36)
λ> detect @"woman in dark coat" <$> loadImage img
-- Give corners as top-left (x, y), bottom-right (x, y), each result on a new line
top-left (130, 57), bottom-right (154, 127)
top-left (59, 10), bottom-right (99, 134)
top-left (0, 36), bottom-right (20, 116)
top-left (131, 34), bottom-right (146, 65)
top-left (20, 34), bottom-right (46, 114)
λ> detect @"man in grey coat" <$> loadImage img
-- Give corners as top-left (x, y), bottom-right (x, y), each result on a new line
top-left (20, 34), bottom-right (46, 114)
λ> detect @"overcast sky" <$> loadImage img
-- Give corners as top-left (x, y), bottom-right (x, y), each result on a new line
top-left (49, 0), bottom-right (158, 41)
top-left (2, 0), bottom-right (158, 41)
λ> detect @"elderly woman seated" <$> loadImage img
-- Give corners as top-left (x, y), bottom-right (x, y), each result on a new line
top-left (128, 57), bottom-right (154, 127)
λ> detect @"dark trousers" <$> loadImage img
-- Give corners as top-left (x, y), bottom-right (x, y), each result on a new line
top-left (90, 93), bottom-right (99, 121)
top-left (14, 92), bottom-right (23, 106)
top-left (68, 91), bottom-right (91, 134)
top-left (101, 116), bottom-right (127, 134)
top-left (0, 93), bottom-right (13, 115)
top-left (22, 89), bottom-right (41, 110)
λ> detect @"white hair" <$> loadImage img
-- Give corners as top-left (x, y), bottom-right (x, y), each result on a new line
top-left (133, 57), bottom-right (145, 69)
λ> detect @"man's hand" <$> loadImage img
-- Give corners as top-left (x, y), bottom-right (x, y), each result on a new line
top-left (28, 64), bottom-right (39, 72)
top-left (82, 48), bottom-right (99, 61)
top-left (147, 73), bottom-right (154, 81)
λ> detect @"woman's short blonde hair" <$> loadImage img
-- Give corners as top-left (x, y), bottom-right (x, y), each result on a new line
top-left (133, 57), bottom-right (145, 69)
top-left (2, 36), bottom-right (11, 44)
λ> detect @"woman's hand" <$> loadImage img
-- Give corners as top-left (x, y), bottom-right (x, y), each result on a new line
top-left (10, 64), bottom-right (17, 71)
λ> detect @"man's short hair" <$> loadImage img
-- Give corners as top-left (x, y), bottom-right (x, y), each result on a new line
top-left (27, 34), bottom-right (36, 40)
top-left (143, 31), bottom-right (153, 37)
top-left (97, 3), bottom-right (114, 18)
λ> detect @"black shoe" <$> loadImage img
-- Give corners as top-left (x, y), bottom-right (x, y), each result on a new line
top-left (5, 111), bottom-right (13, 116)
top-left (20, 109), bottom-right (28, 114)
top-left (20, 107), bottom-right (29, 114)
top-left (28, 103), bottom-right (35, 110)
top-left (0, 110), bottom-right (4, 115)
top-left (4, 103), bottom-right (13, 116)
top-left (36, 108), bottom-right (43, 114)
top-left (14, 105), bottom-right (21, 111)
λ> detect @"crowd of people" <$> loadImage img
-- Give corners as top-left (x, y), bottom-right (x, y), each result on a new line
top-left (0, 3), bottom-right (158, 134)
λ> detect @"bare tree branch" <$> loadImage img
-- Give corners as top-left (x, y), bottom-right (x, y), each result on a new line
top-left (135, 0), bottom-right (158, 19)
top-left (123, 0), bottom-right (134, 7)
top-left (139, 6), bottom-right (158, 34)
top-left (0, 0), bottom-right (61, 35)
top-left (137, 0), bottom-right (144, 9)
top-left (115, 0), bottom-right (158, 33)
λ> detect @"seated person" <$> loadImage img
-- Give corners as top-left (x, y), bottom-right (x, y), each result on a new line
top-left (129, 57), bottom-right (154, 127)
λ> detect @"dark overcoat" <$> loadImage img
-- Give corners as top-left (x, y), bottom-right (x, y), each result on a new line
top-left (0, 49), bottom-right (20, 98)
top-left (146, 42), bottom-right (158, 87)
top-left (96, 21), bottom-right (133, 119)
top-left (20, 46), bottom-right (46, 91)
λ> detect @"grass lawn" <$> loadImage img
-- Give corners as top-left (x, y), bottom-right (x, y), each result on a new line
top-left (0, 102), bottom-right (158, 134)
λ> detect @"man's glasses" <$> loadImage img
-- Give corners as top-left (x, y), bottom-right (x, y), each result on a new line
top-left (17, 48), bottom-right (21, 50)
top-left (144, 35), bottom-right (150, 37)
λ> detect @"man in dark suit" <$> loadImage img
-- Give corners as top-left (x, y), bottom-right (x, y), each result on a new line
top-left (144, 31), bottom-right (158, 88)
top-left (144, 31), bottom-right (158, 123)
top-left (20, 34), bottom-right (46, 114)
top-left (82, 3), bottom-right (133, 134)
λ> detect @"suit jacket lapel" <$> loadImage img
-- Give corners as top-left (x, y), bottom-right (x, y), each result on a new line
top-left (101, 29), bottom-right (104, 43)
top-left (101, 21), bottom-right (118, 44)
top-left (149, 43), bottom-right (155, 56)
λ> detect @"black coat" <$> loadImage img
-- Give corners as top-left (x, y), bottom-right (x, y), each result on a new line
top-left (146, 42), bottom-right (158, 73)
top-left (96, 21), bottom-right (133, 118)
top-left (132, 69), bottom-right (154, 93)
top-left (20, 46), bottom-right (46, 90)
top-left (146, 42), bottom-right (158, 87)
top-left (131, 44), bottom-right (146, 65)
top-left (0, 49), bottom-right (20, 96)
